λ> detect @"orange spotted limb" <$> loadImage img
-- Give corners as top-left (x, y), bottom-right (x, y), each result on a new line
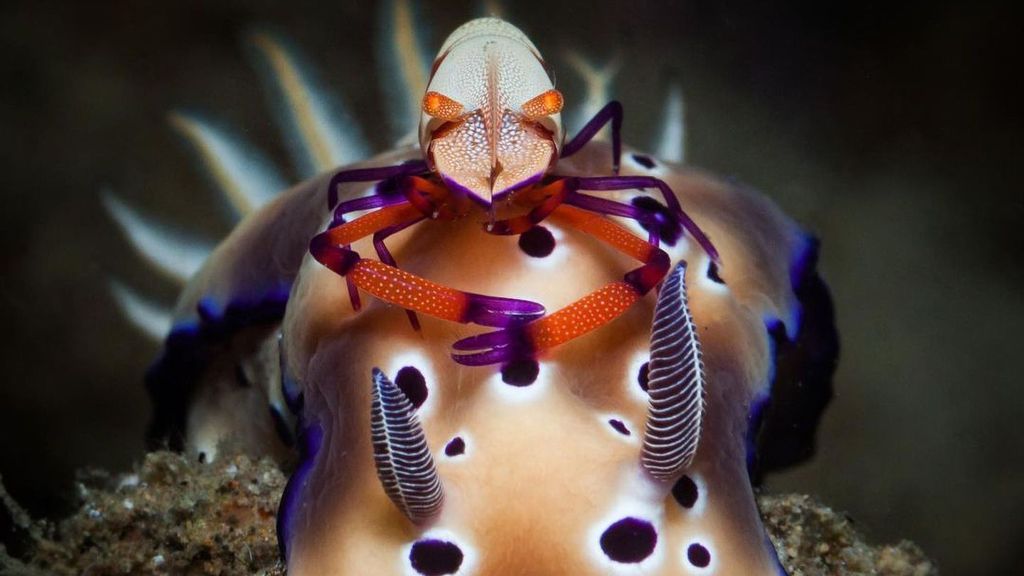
top-left (550, 204), bottom-right (657, 263)
top-left (454, 199), bottom-right (671, 365)
top-left (526, 282), bottom-right (641, 349)
top-left (310, 193), bottom-right (544, 328)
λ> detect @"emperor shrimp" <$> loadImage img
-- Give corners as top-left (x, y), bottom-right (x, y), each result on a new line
top-left (310, 18), bottom-right (718, 371)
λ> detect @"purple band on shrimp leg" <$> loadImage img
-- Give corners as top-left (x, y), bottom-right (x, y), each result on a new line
top-left (330, 173), bottom-right (420, 228)
top-left (462, 294), bottom-right (545, 327)
top-left (560, 101), bottom-right (623, 174)
top-left (344, 277), bottom-right (362, 311)
top-left (574, 175), bottom-right (719, 261)
top-left (450, 329), bottom-right (515, 351)
top-left (326, 159), bottom-right (428, 209)
top-left (451, 325), bottom-right (535, 367)
top-left (373, 217), bottom-right (427, 331)
top-left (309, 232), bottom-right (361, 276)
top-left (451, 347), bottom-right (518, 367)
top-left (330, 199), bottom-right (419, 306)
top-left (329, 194), bottom-right (388, 228)
top-left (324, 187), bottom-right (398, 309)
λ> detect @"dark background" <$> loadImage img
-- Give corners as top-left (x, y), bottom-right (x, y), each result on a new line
top-left (1, 1), bottom-right (1020, 574)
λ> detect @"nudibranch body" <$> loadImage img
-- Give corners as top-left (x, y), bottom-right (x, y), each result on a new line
top-left (141, 14), bottom-right (836, 576)
top-left (269, 144), bottom-right (805, 575)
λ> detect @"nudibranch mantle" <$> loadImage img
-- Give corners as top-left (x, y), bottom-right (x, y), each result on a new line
top-left (140, 16), bottom-right (836, 576)
top-left (267, 141), bottom-right (805, 575)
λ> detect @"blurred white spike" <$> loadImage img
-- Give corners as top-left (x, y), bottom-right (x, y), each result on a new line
top-left (247, 30), bottom-right (369, 176)
top-left (478, 0), bottom-right (506, 18)
top-left (378, 0), bottom-right (430, 143)
top-left (564, 52), bottom-right (620, 136)
top-left (109, 279), bottom-right (173, 341)
top-left (167, 111), bottom-right (287, 216)
top-left (656, 83), bottom-right (686, 163)
top-left (102, 190), bottom-right (213, 283)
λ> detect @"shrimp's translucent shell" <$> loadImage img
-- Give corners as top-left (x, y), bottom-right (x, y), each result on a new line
top-left (418, 18), bottom-right (564, 205)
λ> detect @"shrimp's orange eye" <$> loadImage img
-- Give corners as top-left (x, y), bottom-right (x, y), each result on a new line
top-left (521, 89), bottom-right (564, 118)
top-left (422, 91), bottom-right (464, 120)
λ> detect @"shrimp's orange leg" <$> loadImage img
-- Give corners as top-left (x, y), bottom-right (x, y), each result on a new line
top-left (310, 179), bottom-right (544, 328)
top-left (453, 204), bottom-right (670, 365)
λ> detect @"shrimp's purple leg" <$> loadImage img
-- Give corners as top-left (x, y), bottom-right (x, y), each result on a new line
top-left (311, 182), bottom-right (545, 329)
top-left (484, 174), bottom-right (685, 250)
top-left (373, 217), bottom-right (427, 331)
top-left (566, 175), bottom-right (719, 261)
top-left (325, 160), bottom-right (429, 309)
top-left (331, 194), bottom-right (411, 310)
top-left (455, 203), bottom-right (671, 367)
top-left (326, 159), bottom-right (428, 209)
top-left (560, 101), bottom-right (623, 174)
top-left (330, 194), bottom-right (395, 228)
top-left (563, 191), bottom-right (667, 246)
top-left (461, 172), bottom-right (715, 368)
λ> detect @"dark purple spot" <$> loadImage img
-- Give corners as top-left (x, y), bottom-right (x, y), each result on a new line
top-left (637, 361), bottom-right (650, 392)
top-left (608, 419), bottom-right (631, 436)
top-left (672, 475), bottom-right (698, 508)
top-left (395, 366), bottom-right (428, 409)
top-left (409, 539), bottom-right (464, 575)
top-left (631, 196), bottom-right (682, 246)
top-left (707, 261), bottom-right (725, 284)
top-left (631, 154), bottom-right (656, 169)
top-left (518, 225), bottom-right (556, 258)
top-left (501, 359), bottom-right (539, 386)
top-left (599, 517), bottom-right (657, 563)
top-left (687, 543), bottom-right (711, 568)
top-left (444, 436), bottom-right (466, 457)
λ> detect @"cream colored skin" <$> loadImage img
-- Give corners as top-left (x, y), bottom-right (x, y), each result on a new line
top-left (207, 143), bottom-right (800, 575)
top-left (182, 324), bottom-right (287, 463)
top-left (169, 22), bottom-right (801, 574)
top-left (167, 169), bottom-right (328, 464)
top-left (419, 18), bottom-right (563, 204)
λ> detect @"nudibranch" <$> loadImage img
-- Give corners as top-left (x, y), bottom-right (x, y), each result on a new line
top-left (270, 135), bottom-right (818, 573)
top-left (142, 15), bottom-right (837, 576)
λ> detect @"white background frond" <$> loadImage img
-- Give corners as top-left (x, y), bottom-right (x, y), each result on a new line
top-left (108, 279), bottom-right (173, 341)
top-left (248, 31), bottom-right (370, 175)
top-left (168, 111), bottom-right (287, 216)
top-left (656, 83), bottom-right (686, 163)
top-left (102, 190), bottom-right (213, 283)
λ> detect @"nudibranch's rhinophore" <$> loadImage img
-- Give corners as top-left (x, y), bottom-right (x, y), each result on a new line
top-left (132, 9), bottom-right (837, 576)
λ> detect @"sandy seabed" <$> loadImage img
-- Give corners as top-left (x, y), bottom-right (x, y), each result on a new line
top-left (0, 452), bottom-right (936, 576)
